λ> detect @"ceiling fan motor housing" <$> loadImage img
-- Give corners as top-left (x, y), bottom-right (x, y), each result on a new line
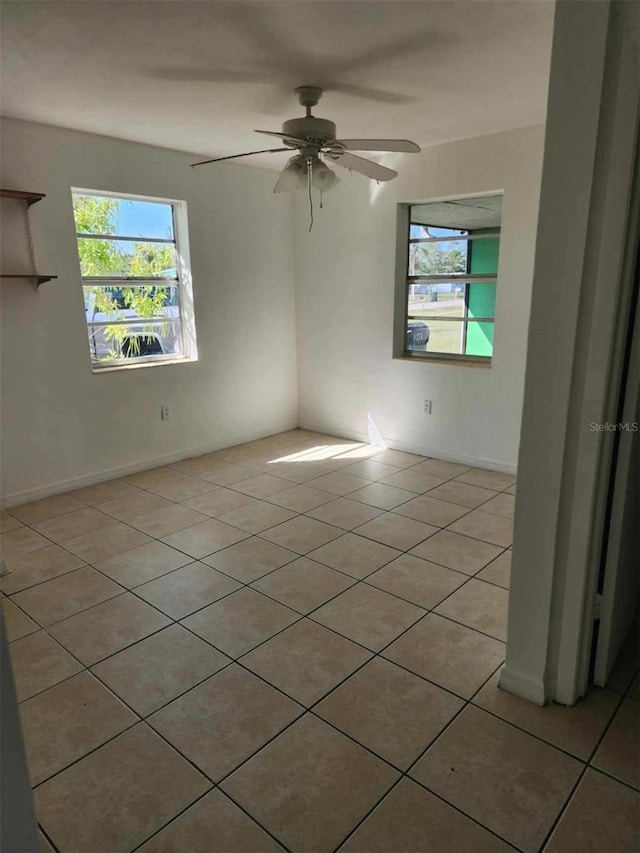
top-left (283, 117), bottom-right (337, 147)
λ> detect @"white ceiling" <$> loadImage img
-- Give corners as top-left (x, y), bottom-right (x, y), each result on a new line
top-left (1, 1), bottom-right (554, 169)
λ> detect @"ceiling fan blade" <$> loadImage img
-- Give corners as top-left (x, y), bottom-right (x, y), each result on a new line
top-left (255, 129), bottom-right (307, 146)
top-left (324, 151), bottom-right (398, 182)
top-left (191, 148), bottom-right (289, 168)
top-left (331, 139), bottom-right (421, 154)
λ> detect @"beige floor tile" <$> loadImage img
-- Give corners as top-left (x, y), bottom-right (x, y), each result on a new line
top-left (482, 493), bottom-right (516, 519)
top-left (11, 566), bottom-right (123, 626)
top-left (128, 504), bottom-right (209, 537)
top-left (448, 509), bottom-right (514, 547)
top-left (2, 598), bottom-right (38, 640)
top-left (0, 545), bottom-right (85, 594)
top-left (66, 479), bottom-right (140, 505)
top-left (217, 500), bottom-right (297, 534)
top-left (20, 670), bottom-right (137, 785)
top-left (383, 613), bottom-right (504, 698)
top-left (545, 768), bottom-right (640, 853)
top-left (6, 495), bottom-right (85, 525)
top-left (94, 541), bottom-right (192, 588)
top-left (231, 474), bottom-right (293, 498)
top-left (252, 557), bottom-right (355, 614)
top-left (379, 469), bottom-right (445, 494)
top-left (184, 461), bottom-right (254, 485)
top-left (63, 522), bottom-right (151, 563)
top-left (125, 466), bottom-right (184, 488)
top-left (312, 583), bottom-right (424, 652)
top-left (0, 527), bottom-right (50, 557)
top-left (341, 777), bottom-right (513, 853)
top-left (410, 458), bottom-right (472, 479)
top-left (162, 518), bottom-right (249, 559)
top-left (222, 714), bottom-right (399, 852)
top-left (306, 497), bottom-right (384, 530)
top-left (393, 494), bottom-right (470, 527)
top-left (241, 618), bottom-right (371, 705)
top-left (455, 468), bottom-right (517, 491)
top-left (35, 724), bottom-right (210, 853)
top-left (348, 482), bottom-right (417, 510)
top-left (477, 550), bottom-right (512, 588)
top-left (180, 487), bottom-right (254, 517)
top-left (411, 706), bottom-right (583, 853)
top-left (435, 578), bottom-right (509, 641)
top-left (182, 588), bottom-right (299, 657)
top-left (366, 554), bottom-right (467, 610)
top-left (261, 516), bottom-right (343, 554)
top-left (96, 491), bottom-right (174, 522)
top-left (341, 459), bottom-right (402, 481)
top-left (475, 673), bottom-right (620, 760)
top-left (309, 533), bottom-right (401, 579)
top-left (202, 537), bottom-right (297, 583)
top-left (355, 513), bottom-right (438, 551)
top-left (426, 480), bottom-right (499, 508)
top-left (267, 484), bottom-right (336, 513)
top-left (135, 562), bottom-right (240, 619)
top-left (306, 471), bottom-right (371, 496)
top-left (0, 510), bottom-right (23, 532)
top-left (9, 631), bottom-right (83, 701)
top-left (506, 483), bottom-right (517, 495)
top-left (49, 593), bottom-right (171, 665)
top-left (149, 665), bottom-right (301, 781)
top-left (146, 475), bottom-right (217, 501)
top-left (32, 507), bottom-right (115, 543)
top-left (138, 789), bottom-right (284, 853)
top-left (316, 657), bottom-right (463, 769)
top-left (592, 698), bottom-right (639, 789)
top-left (93, 624), bottom-right (230, 716)
top-left (410, 529), bottom-right (503, 575)
top-left (373, 449), bottom-right (425, 468)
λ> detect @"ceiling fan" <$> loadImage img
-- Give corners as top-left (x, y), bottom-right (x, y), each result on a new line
top-left (191, 85), bottom-right (421, 195)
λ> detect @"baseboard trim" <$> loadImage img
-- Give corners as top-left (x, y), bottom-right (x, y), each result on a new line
top-left (499, 666), bottom-right (547, 706)
top-left (298, 420), bottom-right (518, 475)
top-left (1, 421), bottom-right (297, 508)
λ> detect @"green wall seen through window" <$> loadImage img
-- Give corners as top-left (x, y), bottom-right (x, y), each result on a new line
top-left (465, 228), bottom-right (499, 356)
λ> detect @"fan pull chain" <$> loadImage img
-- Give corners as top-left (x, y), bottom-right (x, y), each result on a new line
top-left (320, 191), bottom-right (324, 209)
top-left (307, 159), bottom-right (314, 232)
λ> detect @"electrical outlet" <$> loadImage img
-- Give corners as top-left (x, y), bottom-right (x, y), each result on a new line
top-left (161, 406), bottom-right (170, 421)
top-left (423, 399), bottom-right (432, 415)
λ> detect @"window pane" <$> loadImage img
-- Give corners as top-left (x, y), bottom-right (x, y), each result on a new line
top-left (405, 318), bottom-right (494, 357)
top-left (465, 321), bottom-right (494, 357)
top-left (84, 285), bottom-right (180, 324)
top-left (407, 285), bottom-right (465, 318)
top-left (77, 239), bottom-right (177, 278)
top-left (73, 194), bottom-right (174, 240)
top-left (87, 319), bottom-right (183, 364)
top-left (408, 239), bottom-right (468, 276)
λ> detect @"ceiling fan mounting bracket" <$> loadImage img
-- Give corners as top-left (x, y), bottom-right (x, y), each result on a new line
top-left (295, 85), bottom-right (323, 112)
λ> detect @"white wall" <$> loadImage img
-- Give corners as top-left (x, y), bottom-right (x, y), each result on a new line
top-left (293, 125), bottom-right (545, 472)
top-left (0, 119), bottom-right (298, 504)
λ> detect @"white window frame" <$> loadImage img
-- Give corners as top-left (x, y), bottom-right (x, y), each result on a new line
top-left (72, 187), bottom-right (198, 373)
top-left (393, 192), bottom-right (502, 364)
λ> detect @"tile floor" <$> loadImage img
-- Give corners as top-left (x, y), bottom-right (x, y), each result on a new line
top-left (1, 430), bottom-right (638, 853)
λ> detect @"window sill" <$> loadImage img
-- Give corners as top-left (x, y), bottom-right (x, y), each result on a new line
top-left (394, 353), bottom-right (492, 367)
top-left (91, 355), bottom-right (197, 374)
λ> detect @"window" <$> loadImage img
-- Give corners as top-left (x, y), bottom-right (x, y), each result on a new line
top-left (395, 194), bottom-right (502, 361)
top-left (71, 189), bottom-right (197, 370)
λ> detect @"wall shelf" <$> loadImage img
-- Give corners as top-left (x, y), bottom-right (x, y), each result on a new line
top-left (0, 189), bottom-right (46, 206)
top-left (0, 274), bottom-right (57, 286)
top-left (1, 188), bottom-right (55, 286)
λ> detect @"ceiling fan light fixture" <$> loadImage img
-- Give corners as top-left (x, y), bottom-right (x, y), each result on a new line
top-left (311, 159), bottom-right (340, 193)
top-left (273, 156), bottom-right (307, 193)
